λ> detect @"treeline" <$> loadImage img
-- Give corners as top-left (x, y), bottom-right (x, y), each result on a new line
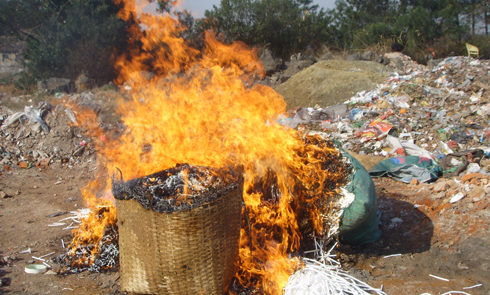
top-left (199, 0), bottom-right (490, 59)
top-left (0, 0), bottom-right (488, 87)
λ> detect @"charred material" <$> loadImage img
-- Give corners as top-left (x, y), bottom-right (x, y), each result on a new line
top-left (112, 163), bottom-right (240, 213)
top-left (57, 224), bottom-right (119, 274)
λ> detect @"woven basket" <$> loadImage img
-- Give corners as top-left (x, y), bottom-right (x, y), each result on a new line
top-left (116, 186), bottom-right (242, 294)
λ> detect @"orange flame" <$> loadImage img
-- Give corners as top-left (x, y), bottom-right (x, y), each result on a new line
top-left (70, 0), bottom-right (350, 293)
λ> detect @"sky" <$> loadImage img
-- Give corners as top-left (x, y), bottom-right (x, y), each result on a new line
top-left (177, 0), bottom-right (338, 18)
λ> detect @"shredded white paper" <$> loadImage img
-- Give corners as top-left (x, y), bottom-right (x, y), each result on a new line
top-left (284, 258), bottom-right (386, 295)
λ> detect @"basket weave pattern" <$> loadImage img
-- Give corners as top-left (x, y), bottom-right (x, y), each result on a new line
top-left (116, 187), bottom-right (242, 294)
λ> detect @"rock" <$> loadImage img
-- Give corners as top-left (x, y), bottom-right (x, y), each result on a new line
top-left (431, 191), bottom-right (446, 199)
top-left (362, 51), bottom-right (375, 61)
top-left (0, 191), bottom-right (9, 198)
top-left (319, 52), bottom-right (334, 61)
top-left (468, 186), bottom-right (485, 200)
top-left (461, 172), bottom-right (487, 183)
top-left (391, 57), bottom-right (404, 71)
top-left (275, 60), bottom-right (390, 108)
top-left (410, 178), bottom-right (419, 185)
top-left (434, 181), bottom-right (449, 192)
top-left (282, 60), bottom-right (315, 76)
top-left (37, 77), bottom-right (76, 94)
top-left (17, 161), bottom-right (28, 168)
top-left (260, 49), bottom-right (283, 75)
top-left (346, 53), bottom-right (362, 61)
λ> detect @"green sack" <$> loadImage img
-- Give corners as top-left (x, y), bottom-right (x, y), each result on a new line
top-left (337, 147), bottom-right (381, 245)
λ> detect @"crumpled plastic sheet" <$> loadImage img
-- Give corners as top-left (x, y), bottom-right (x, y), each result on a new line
top-left (1, 105), bottom-right (50, 133)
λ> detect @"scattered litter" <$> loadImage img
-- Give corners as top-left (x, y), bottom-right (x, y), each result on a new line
top-left (32, 256), bottom-right (45, 262)
top-left (450, 192), bottom-right (466, 203)
top-left (463, 284), bottom-right (483, 289)
top-left (429, 274), bottom-right (450, 281)
top-left (48, 222), bottom-right (66, 227)
top-left (39, 252), bottom-right (55, 258)
top-left (20, 248), bottom-right (31, 254)
top-left (24, 264), bottom-right (47, 274)
top-left (383, 254), bottom-right (402, 259)
top-left (46, 211), bottom-right (68, 218)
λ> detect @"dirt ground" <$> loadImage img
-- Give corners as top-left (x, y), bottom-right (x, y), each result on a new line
top-left (340, 177), bottom-right (490, 295)
top-left (1, 89), bottom-right (489, 295)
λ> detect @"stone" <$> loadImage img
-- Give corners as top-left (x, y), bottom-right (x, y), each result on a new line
top-left (431, 192), bottom-right (446, 199)
top-left (362, 51), bottom-right (375, 61)
top-left (18, 161), bottom-right (28, 168)
top-left (462, 172), bottom-right (487, 183)
top-left (260, 49), bottom-right (283, 75)
top-left (468, 186), bottom-right (485, 200)
top-left (346, 53), bottom-right (362, 61)
top-left (319, 52), bottom-right (334, 61)
top-left (410, 178), bottom-right (419, 185)
top-left (282, 60), bottom-right (315, 76)
top-left (434, 181), bottom-right (449, 192)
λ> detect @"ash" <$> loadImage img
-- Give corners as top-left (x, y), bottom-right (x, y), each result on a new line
top-left (57, 225), bottom-right (119, 274)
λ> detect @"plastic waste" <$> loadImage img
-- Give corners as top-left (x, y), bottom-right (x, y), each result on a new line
top-left (369, 156), bottom-right (442, 183)
top-left (386, 136), bottom-right (433, 159)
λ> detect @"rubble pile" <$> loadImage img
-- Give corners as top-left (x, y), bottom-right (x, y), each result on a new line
top-left (0, 91), bottom-right (121, 170)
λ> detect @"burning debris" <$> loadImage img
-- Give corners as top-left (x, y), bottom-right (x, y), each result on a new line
top-left (54, 0), bottom-right (367, 293)
top-left (112, 163), bottom-right (241, 213)
top-left (57, 208), bottom-right (119, 274)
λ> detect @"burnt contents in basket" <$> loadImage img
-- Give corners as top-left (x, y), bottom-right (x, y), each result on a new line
top-left (112, 163), bottom-right (240, 213)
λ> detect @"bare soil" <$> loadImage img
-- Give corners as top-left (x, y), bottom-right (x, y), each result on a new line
top-left (339, 177), bottom-right (490, 295)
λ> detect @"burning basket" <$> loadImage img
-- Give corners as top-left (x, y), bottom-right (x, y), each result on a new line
top-left (112, 164), bottom-right (243, 294)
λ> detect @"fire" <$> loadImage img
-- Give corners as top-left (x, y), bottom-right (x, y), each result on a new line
top-left (68, 0), bottom-right (350, 293)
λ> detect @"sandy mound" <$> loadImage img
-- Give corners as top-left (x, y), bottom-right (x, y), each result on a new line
top-left (275, 60), bottom-right (390, 109)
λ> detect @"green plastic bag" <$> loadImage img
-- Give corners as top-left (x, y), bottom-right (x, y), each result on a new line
top-left (337, 147), bottom-right (381, 245)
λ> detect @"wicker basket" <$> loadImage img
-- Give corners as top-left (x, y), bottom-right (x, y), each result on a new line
top-left (116, 186), bottom-right (242, 294)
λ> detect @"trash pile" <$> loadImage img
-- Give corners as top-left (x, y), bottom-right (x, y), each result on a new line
top-left (280, 54), bottom-right (490, 197)
top-left (0, 91), bottom-right (120, 170)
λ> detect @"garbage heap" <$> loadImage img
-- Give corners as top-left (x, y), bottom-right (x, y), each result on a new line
top-left (281, 55), bottom-right (490, 190)
top-left (0, 91), bottom-right (121, 170)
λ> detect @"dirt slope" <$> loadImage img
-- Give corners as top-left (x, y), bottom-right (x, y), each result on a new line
top-left (275, 60), bottom-right (391, 109)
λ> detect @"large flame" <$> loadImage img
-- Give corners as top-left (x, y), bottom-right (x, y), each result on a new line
top-left (69, 0), bottom-right (349, 293)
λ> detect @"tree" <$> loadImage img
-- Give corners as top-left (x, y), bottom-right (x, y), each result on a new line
top-left (203, 0), bottom-right (333, 59)
top-left (23, 0), bottom-right (127, 84)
